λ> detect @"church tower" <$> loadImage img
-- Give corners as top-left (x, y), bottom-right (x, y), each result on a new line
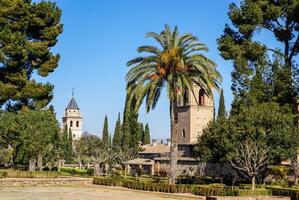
top-left (62, 93), bottom-right (83, 140)
top-left (177, 85), bottom-right (214, 144)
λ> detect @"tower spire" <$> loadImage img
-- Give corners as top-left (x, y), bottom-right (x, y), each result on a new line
top-left (72, 88), bottom-right (74, 97)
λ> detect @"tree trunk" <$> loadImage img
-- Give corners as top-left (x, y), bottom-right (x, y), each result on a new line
top-left (29, 158), bottom-right (36, 171)
top-left (37, 153), bottom-right (43, 171)
top-left (251, 176), bottom-right (256, 190)
top-left (169, 97), bottom-right (178, 185)
top-left (94, 161), bottom-right (100, 176)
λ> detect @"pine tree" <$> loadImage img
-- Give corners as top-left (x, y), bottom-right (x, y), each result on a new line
top-left (139, 123), bottom-right (144, 144)
top-left (113, 113), bottom-right (122, 147)
top-left (0, 0), bottom-right (63, 111)
top-left (217, 89), bottom-right (226, 118)
top-left (143, 124), bottom-right (151, 145)
top-left (102, 115), bottom-right (109, 146)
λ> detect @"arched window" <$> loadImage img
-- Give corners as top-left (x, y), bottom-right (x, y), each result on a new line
top-left (199, 89), bottom-right (205, 106)
top-left (182, 129), bottom-right (186, 138)
top-left (70, 121), bottom-right (73, 127)
top-left (76, 121), bottom-right (79, 127)
top-left (183, 90), bottom-right (189, 106)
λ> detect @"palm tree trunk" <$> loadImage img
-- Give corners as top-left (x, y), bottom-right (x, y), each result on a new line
top-left (169, 96), bottom-right (178, 184)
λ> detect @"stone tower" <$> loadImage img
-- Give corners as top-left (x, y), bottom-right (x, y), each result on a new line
top-left (62, 95), bottom-right (83, 140)
top-left (177, 85), bottom-right (214, 144)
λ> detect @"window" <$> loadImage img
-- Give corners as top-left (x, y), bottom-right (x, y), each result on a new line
top-left (70, 121), bottom-right (73, 127)
top-left (199, 89), bottom-right (205, 106)
top-left (73, 134), bottom-right (76, 138)
top-left (183, 90), bottom-right (189, 105)
top-left (76, 121), bottom-right (79, 127)
top-left (182, 129), bottom-right (186, 138)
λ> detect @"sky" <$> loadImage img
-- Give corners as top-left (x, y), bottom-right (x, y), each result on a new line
top-left (38, 0), bottom-right (239, 139)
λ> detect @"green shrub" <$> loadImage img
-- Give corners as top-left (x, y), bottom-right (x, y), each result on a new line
top-left (93, 177), bottom-right (122, 186)
top-left (267, 186), bottom-right (299, 200)
top-left (191, 185), bottom-right (238, 196)
top-left (51, 167), bottom-right (58, 171)
top-left (42, 166), bottom-right (50, 171)
top-left (122, 180), bottom-right (194, 193)
top-left (86, 168), bottom-right (94, 176)
top-left (0, 171), bottom-right (8, 178)
top-left (60, 167), bottom-right (87, 176)
top-left (237, 189), bottom-right (270, 196)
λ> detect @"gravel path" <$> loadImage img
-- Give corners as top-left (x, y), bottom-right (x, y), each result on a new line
top-left (0, 185), bottom-right (200, 200)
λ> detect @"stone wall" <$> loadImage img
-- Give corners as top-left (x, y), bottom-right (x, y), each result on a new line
top-left (0, 177), bottom-right (93, 186)
top-left (206, 197), bottom-right (290, 200)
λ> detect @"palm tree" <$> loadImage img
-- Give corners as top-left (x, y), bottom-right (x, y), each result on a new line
top-left (126, 25), bottom-right (222, 184)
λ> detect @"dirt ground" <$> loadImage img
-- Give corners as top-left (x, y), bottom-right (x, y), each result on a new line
top-left (0, 185), bottom-right (199, 200)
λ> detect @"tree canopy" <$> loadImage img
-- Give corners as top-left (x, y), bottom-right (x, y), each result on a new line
top-left (0, 0), bottom-right (63, 111)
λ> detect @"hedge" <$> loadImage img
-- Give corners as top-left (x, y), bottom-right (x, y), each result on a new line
top-left (60, 167), bottom-right (87, 176)
top-left (122, 180), bottom-right (193, 193)
top-left (192, 185), bottom-right (238, 196)
top-left (267, 186), bottom-right (299, 200)
top-left (93, 177), bottom-right (123, 186)
top-left (4, 170), bottom-right (61, 178)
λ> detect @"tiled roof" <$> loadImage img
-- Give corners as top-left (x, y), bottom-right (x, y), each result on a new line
top-left (139, 144), bottom-right (170, 154)
top-left (67, 97), bottom-right (80, 110)
top-left (126, 158), bottom-right (154, 165)
top-left (154, 157), bottom-right (197, 161)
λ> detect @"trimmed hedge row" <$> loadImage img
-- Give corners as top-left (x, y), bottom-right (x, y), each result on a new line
top-left (122, 180), bottom-right (193, 193)
top-left (3, 170), bottom-right (61, 178)
top-left (93, 177), bottom-right (274, 197)
top-left (192, 185), bottom-right (238, 196)
top-left (267, 187), bottom-right (299, 200)
top-left (60, 167), bottom-right (87, 176)
top-left (93, 177), bottom-right (122, 186)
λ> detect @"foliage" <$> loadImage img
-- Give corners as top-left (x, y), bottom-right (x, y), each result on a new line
top-left (0, 110), bottom-right (61, 168)
top-left (0, 171), bottom-right (7, 178)
top-left (142, 123), bottom-right (151, 145)
top-left (126, 24), bottom-right (222, 184)
top-left (102, 115), bottom-right (109, 146)
top-left (112, 113), bottom-right (122, 148)
top-left (60, 167), bottom-right (87, 176)
top-left (0, 0), bottom-right (63, 111)
top-left (196, 102), bottom-right (298, 165)
top-left (0, 146), bottom-right (13, 166)
top-left (93, 176), bottom-right (123, 186)
top-left (218, 0), bottom-right (299, 111)
top-left (267, 186), bottom-right (299, 200)
top-left (217, 89), bottom-right (226, 118)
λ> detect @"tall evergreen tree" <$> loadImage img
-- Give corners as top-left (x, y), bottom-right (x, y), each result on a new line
top-left (218, 0), bottom-right (299, 112)
top-left (217, 89), bottom-right (226, 118)
top-left (113, 113), bottom-right (122, 147)
top-left (0, 0), bottom-right (63, 111)
top-left (102, 115), bottom-right (109, 146)
top-left (143, 124), bottom-right (151, 145)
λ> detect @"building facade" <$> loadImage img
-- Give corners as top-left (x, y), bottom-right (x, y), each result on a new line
top-left (62, 97), bottom-right (83, 140)
top-left (126, 85), bottom-right (218, 177)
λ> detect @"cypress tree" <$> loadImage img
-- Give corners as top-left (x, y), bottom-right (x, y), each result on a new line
top-left (113, 113), bottom-right (122, 147)
top-left (217, 89), bottom-right (226, 118)
top-left (102, 115), bottom-right (109, 146)
top-left (143, 124), bottom-right (151, 145)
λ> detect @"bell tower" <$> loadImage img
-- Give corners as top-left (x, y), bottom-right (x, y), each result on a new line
top-left (62, 90), bottom-right (83, 140)
top-left (177, 85), bottom-right (214, 144)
